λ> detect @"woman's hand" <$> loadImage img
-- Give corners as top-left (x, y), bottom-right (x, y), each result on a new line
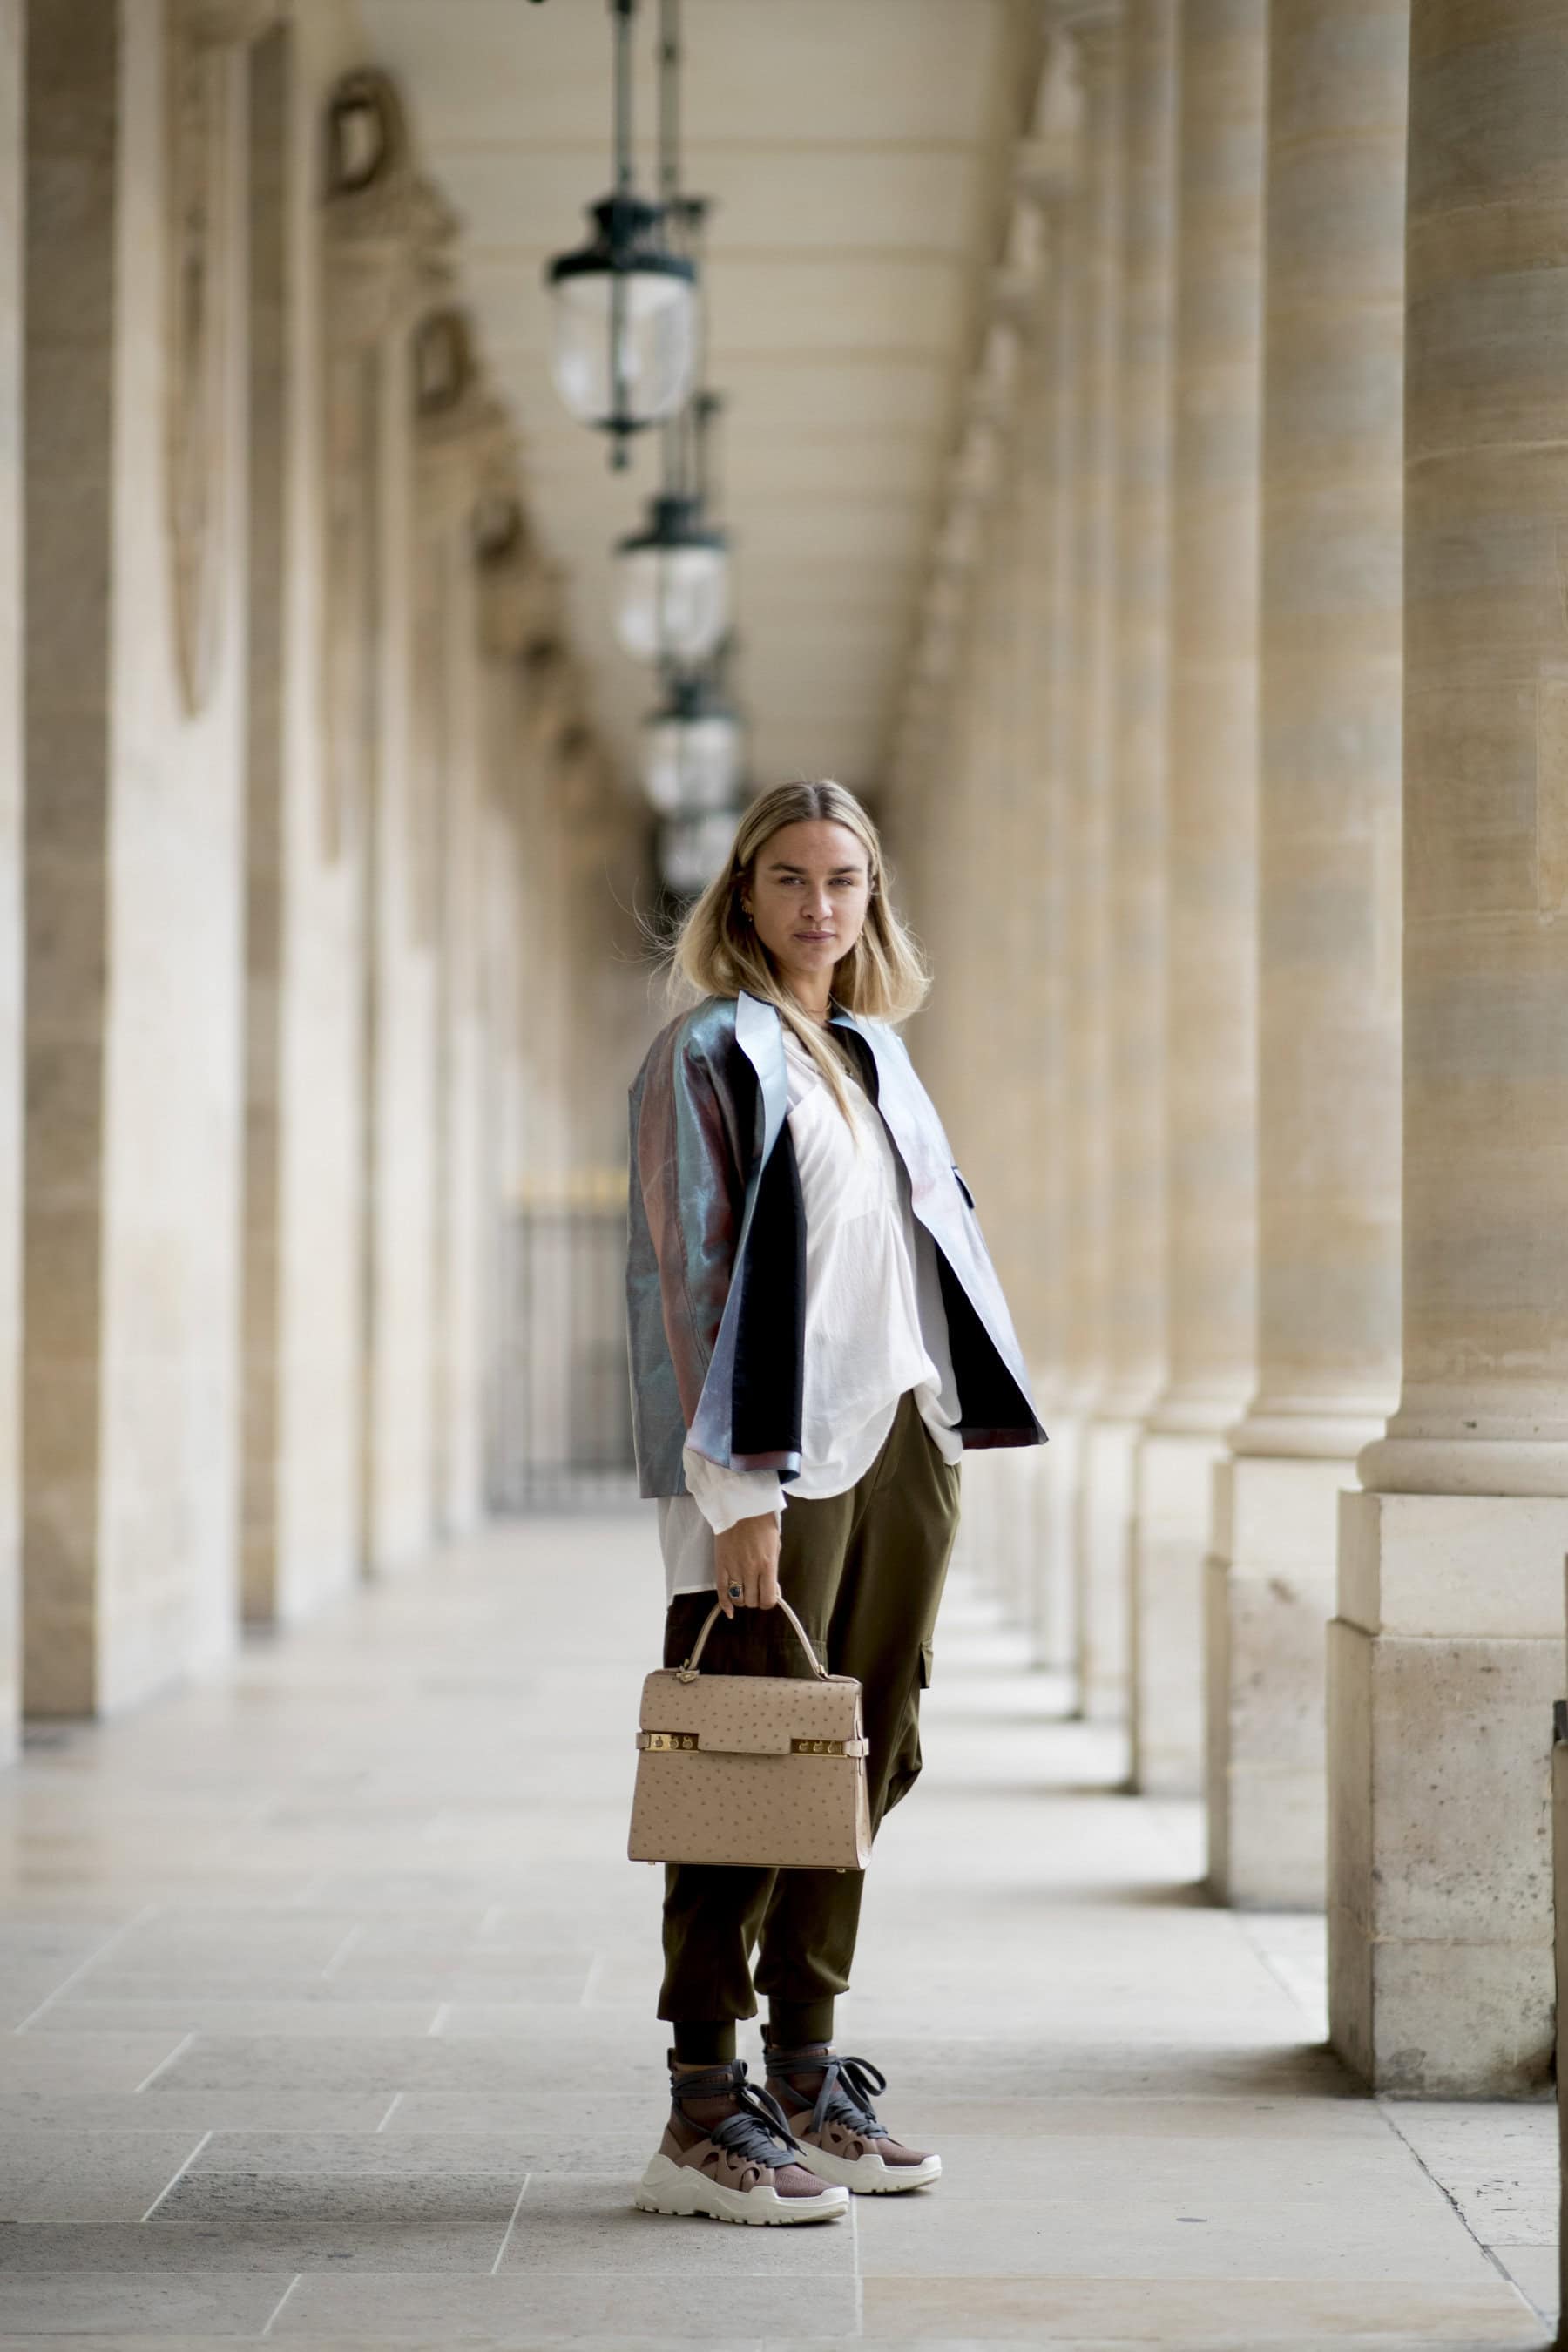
top-left (713, 1512), bottom-right (781, 1616)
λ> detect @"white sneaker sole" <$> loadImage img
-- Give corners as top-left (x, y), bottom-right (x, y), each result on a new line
top-left (633, 2152), bottom-right (848, 2226)
top-left (797, 2143), bottom-right (943, 2194)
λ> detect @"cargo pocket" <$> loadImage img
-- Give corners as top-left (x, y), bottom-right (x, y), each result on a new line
top-left (881, 1646), bottom-right (932, 1825)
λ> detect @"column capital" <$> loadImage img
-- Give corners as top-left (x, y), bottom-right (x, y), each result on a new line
top-left (991, 194), bottom-right (1046, 322)
top-left (323, 69), bottom-right (456, 349)
top-left (413, 307), bottom-right (515, 525)
top-left (970, 317), bottom-right (1023, 425)
top-left (174, 0), bottom-right (286, 48)
top-left (522, 636), bottom-right (587, 754)
top-left (476, 514), bottom-right (562, 664)
top-left (1053, 2), bottom-right (1124, 71)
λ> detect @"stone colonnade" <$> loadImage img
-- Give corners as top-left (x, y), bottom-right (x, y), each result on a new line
top-left (894, 0), bottom-right (1568, 2095)
top-left (1, 1), bottom-right (650, 1738)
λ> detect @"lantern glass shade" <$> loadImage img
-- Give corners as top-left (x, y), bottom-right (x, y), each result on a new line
top-left (615, 510), bottom-right (730, 665)
top-left (659, 808), bottom-right (740, 898)
top-left (640, 706), bottom-right (741, 816)
top-left (546, 201), bottom-right (698, 434)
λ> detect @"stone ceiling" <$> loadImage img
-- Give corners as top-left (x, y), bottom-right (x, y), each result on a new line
top-left (355, 0), bottom-right (1032, 801)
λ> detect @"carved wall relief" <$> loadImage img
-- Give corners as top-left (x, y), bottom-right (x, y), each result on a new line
top-left (166, 3), bottom-right (231, 713)
top-left (164, 1), bottom-right (284, 714)
top-left (321, 66), bottom-right (453, 862)
top-left (321, 343), bottom-right (380, 862)
top-left (409, 520), bottom-right (448, 951)
top-left (411, 306), bottom-right (517, 944)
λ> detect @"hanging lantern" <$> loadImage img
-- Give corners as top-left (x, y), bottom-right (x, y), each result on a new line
top-left (639, 671), bottom-right (741, 815)
top-left (543, 2), bottom-right (698, 465)
top-left (658, 806), bottom-right (741, 898)
top-left (614, 495), bottom-right (730, 664)
top-left (546, 197), bottom-right (697, 452)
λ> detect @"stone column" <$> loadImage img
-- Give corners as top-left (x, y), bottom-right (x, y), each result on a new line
top-left (1329, 0), bottom-right (1568, 2095)
top-left (1058, 5), bottom-right (1129, 1725)
top-left (414, 314), bottom-right (511, 1539)
top-left (1207, 0), bottom-right (1407, 1908)
top-left (1010, 248), bottom-right (1073, 1660)
top-left (0, 0), bottom-right (20, 1759)
top-left (321, 70), bottom-right (452, 1576)
top-left (1030, 164), bottom-right (1085, 1676)
top-left (1094, 0), bottom-right (1177, 1738)
top-left (474, 503), bottom-right (549, 1508)
top-left (24, 0), bottom-right (268, 1711)
top-left (1132, 0), bottom-right (1267, 1793)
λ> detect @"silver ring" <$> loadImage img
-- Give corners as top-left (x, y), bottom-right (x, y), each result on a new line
top-left (727, 1582), bottom-right (743, 1599)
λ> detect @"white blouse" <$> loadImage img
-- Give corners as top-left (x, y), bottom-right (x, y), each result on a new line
top-left (667, 1023), bottom-right (962, 1578)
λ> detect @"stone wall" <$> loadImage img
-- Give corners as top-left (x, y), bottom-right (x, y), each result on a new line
top-left (11, 0), bottom-right (650, 1737)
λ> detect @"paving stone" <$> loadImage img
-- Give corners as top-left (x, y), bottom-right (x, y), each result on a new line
top-left (186, 2128), bottom-right (619, 2177)
top-left (0, 2178), bottom-right (517, 2269)
top-left (0, 2092), bottom-right (396, 2135)
top-left (1489, 2243), bottom-right (1559, 2324)
top-left (0, 2130), bottom-right (205, 2221)
top-left (152, 2166), bottom-right (524, 2236)
top-left (0, 2274), bottom-right (291, 2335)
top-left (858, 2277), bottom-right (1545, 2342)
top-left (0, 2038), bottom-right (189, 2094)
top-left (495, 2172), bottom-right (855, 2274)
top-left (271, 2271), bottom-right (862, 2340)
top-left (3, 1524), bottom-right (1553, 2349)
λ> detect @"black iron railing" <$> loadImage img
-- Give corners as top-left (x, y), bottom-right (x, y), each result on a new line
top-left (490, 1171), bottom-right (638, 1509)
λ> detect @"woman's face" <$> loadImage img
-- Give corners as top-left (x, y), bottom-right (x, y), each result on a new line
top-left (744, 819), bottom-right (873, 1001)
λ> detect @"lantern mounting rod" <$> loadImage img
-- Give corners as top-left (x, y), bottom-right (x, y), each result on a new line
top-left (657, 0), bottom-right (681, 209)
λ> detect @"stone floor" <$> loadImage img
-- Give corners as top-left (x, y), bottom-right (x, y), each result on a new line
top-left (0, 1507), bottom-right (1557, 2349)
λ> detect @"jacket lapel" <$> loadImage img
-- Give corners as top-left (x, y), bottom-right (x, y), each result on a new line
top-left (734, 989), bottom-right (790, 1166)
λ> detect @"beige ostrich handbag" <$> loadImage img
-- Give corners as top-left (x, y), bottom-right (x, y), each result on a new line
top-left (628, 1598), bottom-right (871, 1870)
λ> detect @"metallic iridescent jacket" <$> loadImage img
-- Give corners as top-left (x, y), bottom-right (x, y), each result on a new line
top-left (625, 988), bottom-right (1046, 1497)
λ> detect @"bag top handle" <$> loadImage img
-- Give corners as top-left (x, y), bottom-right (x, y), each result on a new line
top-left (677, 1596), bottom-right (829, 1683)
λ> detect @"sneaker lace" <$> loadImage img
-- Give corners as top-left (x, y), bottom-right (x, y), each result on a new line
top-left (671, 2061), bottom-right (803, 2170)
top-left (773, 2047), bottom-right (891, 2144)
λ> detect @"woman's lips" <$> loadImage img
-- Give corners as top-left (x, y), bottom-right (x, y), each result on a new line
top-left (796, 932), bottom-right (835, 943)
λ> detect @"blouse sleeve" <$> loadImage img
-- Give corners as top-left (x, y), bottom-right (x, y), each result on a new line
top-left (680, 1445), bottom-right (785, 1536)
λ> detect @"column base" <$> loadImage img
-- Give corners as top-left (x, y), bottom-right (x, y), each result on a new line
top-left (1078, 1413), bottom-right (1138, 1721)
top-left (1328, 1490), bottom-right (1568, 2095)
top-left (1552, 1731), bottom-right (1568, 2321)
top-left (1206, 1453), bottom-right (1345, 1909)
top-left (952, 1444), bottom-right (1047, 1637)
top-left (1131, 1428), bottom-right (1224, 1794)
top-left (1037, 1409), bottom-right (1083, 1676)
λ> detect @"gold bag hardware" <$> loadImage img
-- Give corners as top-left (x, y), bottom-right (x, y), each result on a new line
top-left (627, 1598), bottom-right (872, 1870)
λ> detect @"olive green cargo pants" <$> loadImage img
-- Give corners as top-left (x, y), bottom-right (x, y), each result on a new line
top-left (657, 1387), bottom-right (963, 2024)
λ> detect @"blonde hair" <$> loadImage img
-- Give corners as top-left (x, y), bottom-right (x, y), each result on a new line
top-left (669, 780), bottom-right (930, 1125)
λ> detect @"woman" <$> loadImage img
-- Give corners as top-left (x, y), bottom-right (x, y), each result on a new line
top-left (625, 780), bottom-right (1044, 2226)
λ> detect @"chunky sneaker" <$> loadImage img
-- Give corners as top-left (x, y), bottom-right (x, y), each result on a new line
top-left (763, 2041), bottom-right (942, 2194)
top-left (635, 2056), bottom-right (849, 2226)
